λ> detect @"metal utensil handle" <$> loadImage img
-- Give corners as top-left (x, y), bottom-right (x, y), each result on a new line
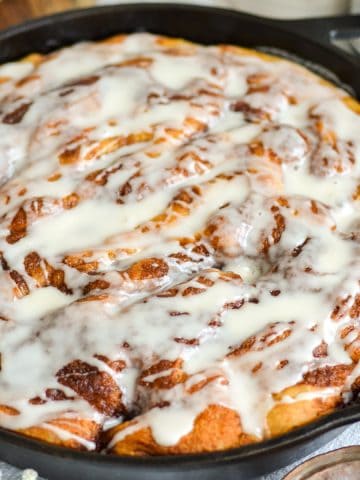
top-left (280, 15), bottom-right (360, 54)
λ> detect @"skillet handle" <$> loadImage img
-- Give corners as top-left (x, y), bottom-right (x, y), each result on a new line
top-left (279, 15), bottom-right (360, 54)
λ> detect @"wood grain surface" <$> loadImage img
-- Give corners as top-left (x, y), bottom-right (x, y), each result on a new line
top-left (0, 0), bottom-right (94, 29)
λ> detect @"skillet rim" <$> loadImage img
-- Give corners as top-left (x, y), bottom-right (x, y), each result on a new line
top-left (0, 2), bottom-right (359, 71)
top-left (0, 404), bottom-right (358, 468)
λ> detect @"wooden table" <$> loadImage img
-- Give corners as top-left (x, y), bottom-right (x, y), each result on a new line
top-left (0, 0), bottom-right (95, 29)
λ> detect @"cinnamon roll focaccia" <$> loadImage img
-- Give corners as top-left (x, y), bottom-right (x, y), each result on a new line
top-left (0, 32), bottom-right (359, 455)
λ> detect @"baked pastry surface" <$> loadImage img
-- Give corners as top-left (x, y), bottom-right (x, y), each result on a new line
top-left (0, 33), bottom-right (359, 455)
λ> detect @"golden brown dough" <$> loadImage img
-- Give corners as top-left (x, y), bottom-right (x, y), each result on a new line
top-left (106, 405), bottom-right (256, 456)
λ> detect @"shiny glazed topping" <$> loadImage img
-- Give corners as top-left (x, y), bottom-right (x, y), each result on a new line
top-left (0, 33), bottom-right (359, 454)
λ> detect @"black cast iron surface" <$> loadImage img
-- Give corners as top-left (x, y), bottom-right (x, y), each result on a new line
top-left (0, 4), bottom-right (359, 479)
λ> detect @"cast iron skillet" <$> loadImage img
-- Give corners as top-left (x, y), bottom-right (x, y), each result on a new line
top-left (0, 4), bottom-right (360, 479)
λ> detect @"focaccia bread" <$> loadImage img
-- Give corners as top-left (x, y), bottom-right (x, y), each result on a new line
top-left (0, 33), bottom-right (359, 455)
